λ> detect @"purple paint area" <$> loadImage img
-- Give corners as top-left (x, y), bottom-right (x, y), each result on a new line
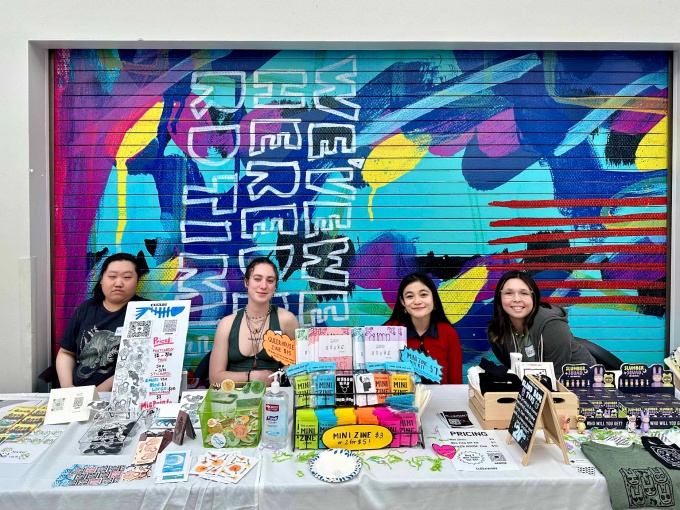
top-left (603, 242), bottom-right (666, 282)
top-left (348, 232), bottom-right (418, 307)
top-left (476, 109), bottom-right (519, 157)
top-left (609, 89), bottom-right (667, 135)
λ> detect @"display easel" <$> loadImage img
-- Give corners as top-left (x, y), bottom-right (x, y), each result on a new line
top-left (506, 375), bottom-right (569, 466)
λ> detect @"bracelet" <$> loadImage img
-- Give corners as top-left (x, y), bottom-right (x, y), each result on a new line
top-left (247, 370), bottom-right (251, 382)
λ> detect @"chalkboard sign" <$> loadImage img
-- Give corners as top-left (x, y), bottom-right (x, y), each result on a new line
top-left (506, 375), bottom-right (569, 466)
top-left (508, 376), bottom-right (545, 454)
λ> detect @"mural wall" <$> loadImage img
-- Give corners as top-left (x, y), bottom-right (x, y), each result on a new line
top-left (53, 49), bottom-right (669, 382)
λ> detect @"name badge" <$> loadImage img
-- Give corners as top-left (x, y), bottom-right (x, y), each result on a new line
top-left (524, 344), bottom-right (535, 358)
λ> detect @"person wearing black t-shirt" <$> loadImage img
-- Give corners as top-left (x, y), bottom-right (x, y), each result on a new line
top-left (56, 253), bottom-right (145, 391)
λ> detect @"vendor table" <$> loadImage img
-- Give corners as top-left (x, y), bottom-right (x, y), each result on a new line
top-left (0, 386), bottom-right (613, 510)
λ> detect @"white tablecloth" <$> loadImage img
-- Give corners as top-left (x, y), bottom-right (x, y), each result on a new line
top-left (259, 385), bottom-right (612, 510)
top-left (0, 386), bottom-right (613, 510)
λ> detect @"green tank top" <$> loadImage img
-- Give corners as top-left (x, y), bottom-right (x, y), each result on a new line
top-left (228, 305), bottom-right (281, 372)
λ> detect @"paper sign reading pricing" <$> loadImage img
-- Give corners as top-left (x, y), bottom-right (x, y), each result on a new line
top-left (263, 329), bottom-right (296, 366)
top-left (322, 425), bottom-right (393, 450)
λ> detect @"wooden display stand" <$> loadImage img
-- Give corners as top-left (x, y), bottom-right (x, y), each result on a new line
top-left (506, 375), bottom-right (570, 467)
top-left (469, 380), bottom-right (579, 430)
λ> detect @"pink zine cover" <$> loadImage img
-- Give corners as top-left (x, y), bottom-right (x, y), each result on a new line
top-left (309, 327), bottom-right (354, 370)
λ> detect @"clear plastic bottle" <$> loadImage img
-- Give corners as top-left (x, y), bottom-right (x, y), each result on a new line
top-left (261, 371), bottom-right (289, 448)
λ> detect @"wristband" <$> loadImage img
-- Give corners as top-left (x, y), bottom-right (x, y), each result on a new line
top-left (247, 370), bottom-right (251, 382)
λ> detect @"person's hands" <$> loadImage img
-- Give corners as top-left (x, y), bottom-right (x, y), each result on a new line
top-left (250, 369), bottom-right (274, 386)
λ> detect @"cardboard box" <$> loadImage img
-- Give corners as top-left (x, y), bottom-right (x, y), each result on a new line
top-left (468, 381), bottom-right (579, 430)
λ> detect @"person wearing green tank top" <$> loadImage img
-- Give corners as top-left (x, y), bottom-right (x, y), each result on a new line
top-left (210, 257), bottom-right (300, 387)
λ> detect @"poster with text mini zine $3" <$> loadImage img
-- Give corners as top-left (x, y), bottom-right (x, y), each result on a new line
top-left (110, 300), bottom-right (190, 413)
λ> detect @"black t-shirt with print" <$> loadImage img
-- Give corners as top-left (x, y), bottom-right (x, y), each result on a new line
top-left (58, 297), bottom-right (143, 387)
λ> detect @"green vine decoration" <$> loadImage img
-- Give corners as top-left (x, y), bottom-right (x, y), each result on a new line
top-left (365, 451), bottom-right (405, 469)
top-left (296, 470), bottom-right (305, 478)
top-left (272, 451), bottom-right (294, 463)
top-left (296, 451), bottom-right (318, 462)
top-left (406, 455), bottom-right (443, 471)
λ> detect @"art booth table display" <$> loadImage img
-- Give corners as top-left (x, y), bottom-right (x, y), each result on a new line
top-left (0, 385), bottom-right (620, 510)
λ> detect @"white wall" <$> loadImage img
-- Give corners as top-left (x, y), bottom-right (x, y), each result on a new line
top-left (0, 0), bottom-right (679, 391)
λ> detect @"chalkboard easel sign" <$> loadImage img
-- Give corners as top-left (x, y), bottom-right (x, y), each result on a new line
top-left (506, 375), bottom-right (569, 466)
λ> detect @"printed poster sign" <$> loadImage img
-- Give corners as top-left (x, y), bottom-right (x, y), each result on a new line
top-left (110, 300), bottom-right (190, 412)
top-left (438, 428), bottom-right (519, 471)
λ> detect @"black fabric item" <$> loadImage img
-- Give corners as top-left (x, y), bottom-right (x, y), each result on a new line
top-left (642, 437), bottom-right (680, 470)
top-left (479, 372), bottom-right (522, 395)
top-left (479, 357), bottom-right (510, 379)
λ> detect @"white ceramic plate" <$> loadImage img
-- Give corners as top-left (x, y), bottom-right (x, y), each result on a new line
top-left (309, 448), bottom-right (361, 483)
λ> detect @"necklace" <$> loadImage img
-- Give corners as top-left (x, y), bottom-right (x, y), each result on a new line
top-left (244, 305), bottom-right (271, 368)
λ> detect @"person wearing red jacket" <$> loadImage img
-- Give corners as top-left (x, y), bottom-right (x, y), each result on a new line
top-left (385, 272), bottom-right (462, 384)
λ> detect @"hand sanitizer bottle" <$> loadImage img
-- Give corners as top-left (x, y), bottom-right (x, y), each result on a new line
top-left (262, 371), bottom-right (289, 448)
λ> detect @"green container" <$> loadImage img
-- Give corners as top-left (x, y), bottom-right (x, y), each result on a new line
top-left (198, 387), bottom-right (263, 448)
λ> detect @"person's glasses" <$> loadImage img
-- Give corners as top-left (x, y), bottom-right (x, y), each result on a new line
top-left (501, 290), bottom-right (532, 300)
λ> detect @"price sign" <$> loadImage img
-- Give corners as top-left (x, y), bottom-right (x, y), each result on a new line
top-left (400, 347), bottom-right (443, 383)
top-left (263, 329), bottom-right (296, 366)
top-left (322, 425), bottom-right (393, 450)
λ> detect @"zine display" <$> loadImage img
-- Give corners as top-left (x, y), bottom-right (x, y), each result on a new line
top-left (110, 300), bottom-right (190, 412)
top-left (311, 327), bottom-right (354, 371)
top-left (363, 326), bottom-right (406, 364)
top-left (296, 326), bottom-right (408, 371)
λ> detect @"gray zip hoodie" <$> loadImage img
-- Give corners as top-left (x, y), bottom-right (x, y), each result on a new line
top-left (490, 304), bottom-right (595, 376)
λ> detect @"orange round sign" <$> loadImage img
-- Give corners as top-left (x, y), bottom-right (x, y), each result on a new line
top-left (263, 329), bottom-right (296, 366)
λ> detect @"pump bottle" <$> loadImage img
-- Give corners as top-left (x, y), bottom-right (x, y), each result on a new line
top-left (261, 370), bottom-right (289, 448)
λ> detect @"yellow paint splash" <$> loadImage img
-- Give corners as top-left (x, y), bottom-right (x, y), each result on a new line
top-left (361, 134), bottom-right (430, 220)
top-left (138, 255), bottom-right (180, 297)
top-left (113, 102), bottom-right (164, 247)
top-left (439, 266), bottom-right (488, 324)
top-left (636, 116), bottom-right (667, 171)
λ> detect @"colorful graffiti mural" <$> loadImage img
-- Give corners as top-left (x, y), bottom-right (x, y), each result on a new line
top-left (53, 49), bottom-right (668, 382)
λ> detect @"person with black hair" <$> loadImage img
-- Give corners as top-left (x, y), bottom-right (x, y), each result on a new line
top-left (56, 252), bottom-right (146, 391)
top-left (487, 270), bottom-right (594, 377)
top-left (210, 257), bottom-right (299, 387)
top-left (384, 272), bottom-right (462, 384)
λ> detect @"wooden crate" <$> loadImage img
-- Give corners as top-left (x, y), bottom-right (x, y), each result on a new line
top-left (468, 381), bottom-right (579, 430)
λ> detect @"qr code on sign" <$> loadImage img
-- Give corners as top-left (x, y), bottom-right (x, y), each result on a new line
top-left (487, 452), bottom-right (506, 462)
top-left (163, 320), bottom-right (177, 334)
top-left (127, 320), bottom-right (152, 339)
top-left (73, 396), bottom-right (84, 409)
top-left (51, 398), bottom-right (65, 412)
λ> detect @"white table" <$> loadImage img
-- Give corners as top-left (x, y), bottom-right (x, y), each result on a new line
top-left (0, 386), bottom-right (613, 510)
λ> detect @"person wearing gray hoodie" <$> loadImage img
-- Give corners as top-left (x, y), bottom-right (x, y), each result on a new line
top-left (487, 271), bottom-right (595, 377)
